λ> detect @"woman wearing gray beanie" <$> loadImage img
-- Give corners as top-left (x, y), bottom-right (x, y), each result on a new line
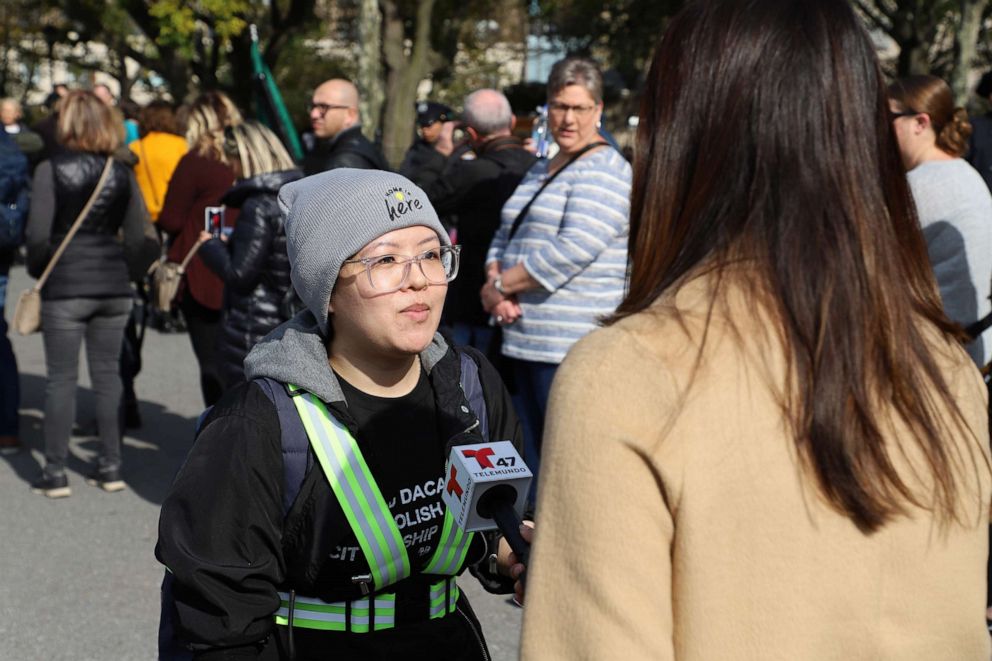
top-left (157, 168), bottom-right (530, 659)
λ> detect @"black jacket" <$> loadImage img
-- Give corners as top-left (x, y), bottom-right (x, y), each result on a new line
top-left (419, 136), bottom-right (536, 326)
top-left (301, 126), bottom-right (389, 176)
top-left (25, 152), bottom-right (155, 300)
top-left (156, 326), bottom-right (522, 660)
top-left (399, 139), bottom-right (441, 188)
top-left (199, 170), bottom-right (304, 390)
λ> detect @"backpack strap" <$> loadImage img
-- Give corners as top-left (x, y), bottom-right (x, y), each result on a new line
top-left (254, 377), bottom-right (312, 515)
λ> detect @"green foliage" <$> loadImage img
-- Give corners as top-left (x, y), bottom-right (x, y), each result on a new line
top-left (270, 29), bottom-right (349, 133)
top-left (148, 0), bottom-right (251, 57)
top-left (536, 0), bottom-right (684, 89)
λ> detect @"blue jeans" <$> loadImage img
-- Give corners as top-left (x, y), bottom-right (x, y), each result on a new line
top-left (510, 358), bottom-right (559, 506)
top-left (0, 272), bottom-right (19, 435)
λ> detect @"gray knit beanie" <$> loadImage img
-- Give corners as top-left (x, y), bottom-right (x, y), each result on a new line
top-left (279, 168), bottom-right (450, 336)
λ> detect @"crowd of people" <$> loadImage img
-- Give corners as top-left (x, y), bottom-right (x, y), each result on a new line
top-left (4, 0), bottom-right (992, 657)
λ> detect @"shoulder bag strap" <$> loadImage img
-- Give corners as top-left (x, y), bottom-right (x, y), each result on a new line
top-left (177, 236), bottom-right (206, 272)
top-left (33, 156), bottom-right (115, 291)
top-left (506, 141), bottom-right (607, 242)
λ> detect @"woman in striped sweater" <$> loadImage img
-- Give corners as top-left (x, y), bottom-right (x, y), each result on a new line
top-left (482, 57), bottom-right (632, 498)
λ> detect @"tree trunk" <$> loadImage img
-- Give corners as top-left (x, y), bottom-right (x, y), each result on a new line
top-left (380, 0), bottom-right (438, 168)
top-left (951, 0), bottom-right (989, 104)
top-left (357, 0), bottom-right (384, 142)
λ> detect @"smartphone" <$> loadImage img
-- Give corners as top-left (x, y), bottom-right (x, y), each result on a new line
top-left (204, 206), bottom-right (230, 238)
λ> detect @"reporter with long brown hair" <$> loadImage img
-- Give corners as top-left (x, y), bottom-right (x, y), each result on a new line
top-left (521, 1), bottom-right (992, 659)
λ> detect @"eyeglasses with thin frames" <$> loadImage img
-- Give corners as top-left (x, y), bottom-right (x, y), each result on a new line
top-left (308, 102), bottom-right (353, 118)
top-left (342, 245), bottom-right (461, 293)
top-left (547, 102), bottom-right (598, 118)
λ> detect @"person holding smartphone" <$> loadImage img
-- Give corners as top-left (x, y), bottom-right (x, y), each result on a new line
top-left (197, 122), bottom-right (303, 392)
top-left (158, 91), bottom-right (242, 407)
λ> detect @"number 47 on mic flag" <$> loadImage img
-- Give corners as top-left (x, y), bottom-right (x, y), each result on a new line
top-left (442, 441), bottom-right (532, 532)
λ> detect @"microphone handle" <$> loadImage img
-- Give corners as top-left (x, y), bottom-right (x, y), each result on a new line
top-left (491, 502), bottom-right (530, 565)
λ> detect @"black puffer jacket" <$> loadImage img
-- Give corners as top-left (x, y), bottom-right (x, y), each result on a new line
top-left (301, 125), bottom-right (389, 176)
top-left (25, 151), bottom-right (154, 300)
top-left (199, 169), bottom-right (303, 390)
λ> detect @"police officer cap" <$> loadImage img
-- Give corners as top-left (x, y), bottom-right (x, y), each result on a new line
top-left (416, 101), bottom-right (456, 127)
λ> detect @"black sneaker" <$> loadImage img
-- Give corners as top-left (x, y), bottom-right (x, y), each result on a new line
top-left (31, 472), bottom-right (71, 498)
top-left (86, 466), bottom-right (126, 493)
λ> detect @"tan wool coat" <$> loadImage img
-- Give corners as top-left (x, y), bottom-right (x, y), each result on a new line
top-left (521, 273), bottom-right (992, 661)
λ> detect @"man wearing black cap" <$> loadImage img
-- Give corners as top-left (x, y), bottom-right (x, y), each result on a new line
top-left (399, 101), bottom-right (460, 188)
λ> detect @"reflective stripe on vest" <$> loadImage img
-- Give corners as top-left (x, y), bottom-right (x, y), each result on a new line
top-left (283, 384), bottom-right (478, 630)
top-left (428, 578), bottom-right (460, 619)
top-left (275, 591), bottom-right (396, 633)
top-left (289, 388), bottom-right (411, 590)
top-left (422, 505), bottom-right (474, 575)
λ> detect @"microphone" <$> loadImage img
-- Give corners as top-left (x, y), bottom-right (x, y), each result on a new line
top-left (442, 441), bottom-right (533, 562)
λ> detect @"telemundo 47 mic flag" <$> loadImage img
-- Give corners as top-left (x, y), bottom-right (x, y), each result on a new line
top-left (250, 24), bottom-right (304, 163)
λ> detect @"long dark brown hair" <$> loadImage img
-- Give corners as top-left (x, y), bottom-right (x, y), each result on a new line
top-left (612, 0), bottom-right (981, 532)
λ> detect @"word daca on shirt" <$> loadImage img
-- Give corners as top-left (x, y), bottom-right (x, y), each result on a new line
top-left (388, 477), bottom-right (445, 508)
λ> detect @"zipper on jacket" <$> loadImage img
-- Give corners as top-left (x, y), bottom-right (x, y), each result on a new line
top-left (456, 601), bottom-right (491, 661)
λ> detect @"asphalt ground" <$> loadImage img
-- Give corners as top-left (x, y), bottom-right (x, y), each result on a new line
top-left (0, 264), bottom-right (522, 660)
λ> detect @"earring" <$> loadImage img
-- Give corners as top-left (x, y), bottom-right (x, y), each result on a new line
top-left (596, 119), bottom-right (602, 128)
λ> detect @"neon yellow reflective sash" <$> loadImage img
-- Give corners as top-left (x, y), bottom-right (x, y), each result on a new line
top-left (423, 506), bottom-right (474, 575)
top-left (285, 385), bottom-right (478, 626)
top-left (290, 388), bottom-right (411, 590)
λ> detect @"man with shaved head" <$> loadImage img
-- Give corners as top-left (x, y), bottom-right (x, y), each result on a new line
top-left (417, 88), bottom-right (536, 351)
top-left (302, 78), bottom-right (388, 175)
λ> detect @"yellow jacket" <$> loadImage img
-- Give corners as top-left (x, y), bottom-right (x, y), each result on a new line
top-left (522, 271), bottom-right (991, 661)
top-left (130, 132), bottom-right (188, 221)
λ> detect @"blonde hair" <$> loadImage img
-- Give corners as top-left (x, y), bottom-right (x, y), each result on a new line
top-left (223, 121), bottom-right (296, 178)
top-left (185, 91), bottom-right (243, 161)
top-left (57, 90), bottom-right (122, 154)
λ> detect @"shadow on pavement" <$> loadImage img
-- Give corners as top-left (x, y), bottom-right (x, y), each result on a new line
top-left (2, 372), bottom-right (199, 506)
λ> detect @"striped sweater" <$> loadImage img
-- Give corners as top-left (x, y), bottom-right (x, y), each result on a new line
top-left (486, 147), bottom-right (631, 363)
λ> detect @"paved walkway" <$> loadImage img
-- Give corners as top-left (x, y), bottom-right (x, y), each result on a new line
top-left (0, 264), bottom-right (522, 660)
